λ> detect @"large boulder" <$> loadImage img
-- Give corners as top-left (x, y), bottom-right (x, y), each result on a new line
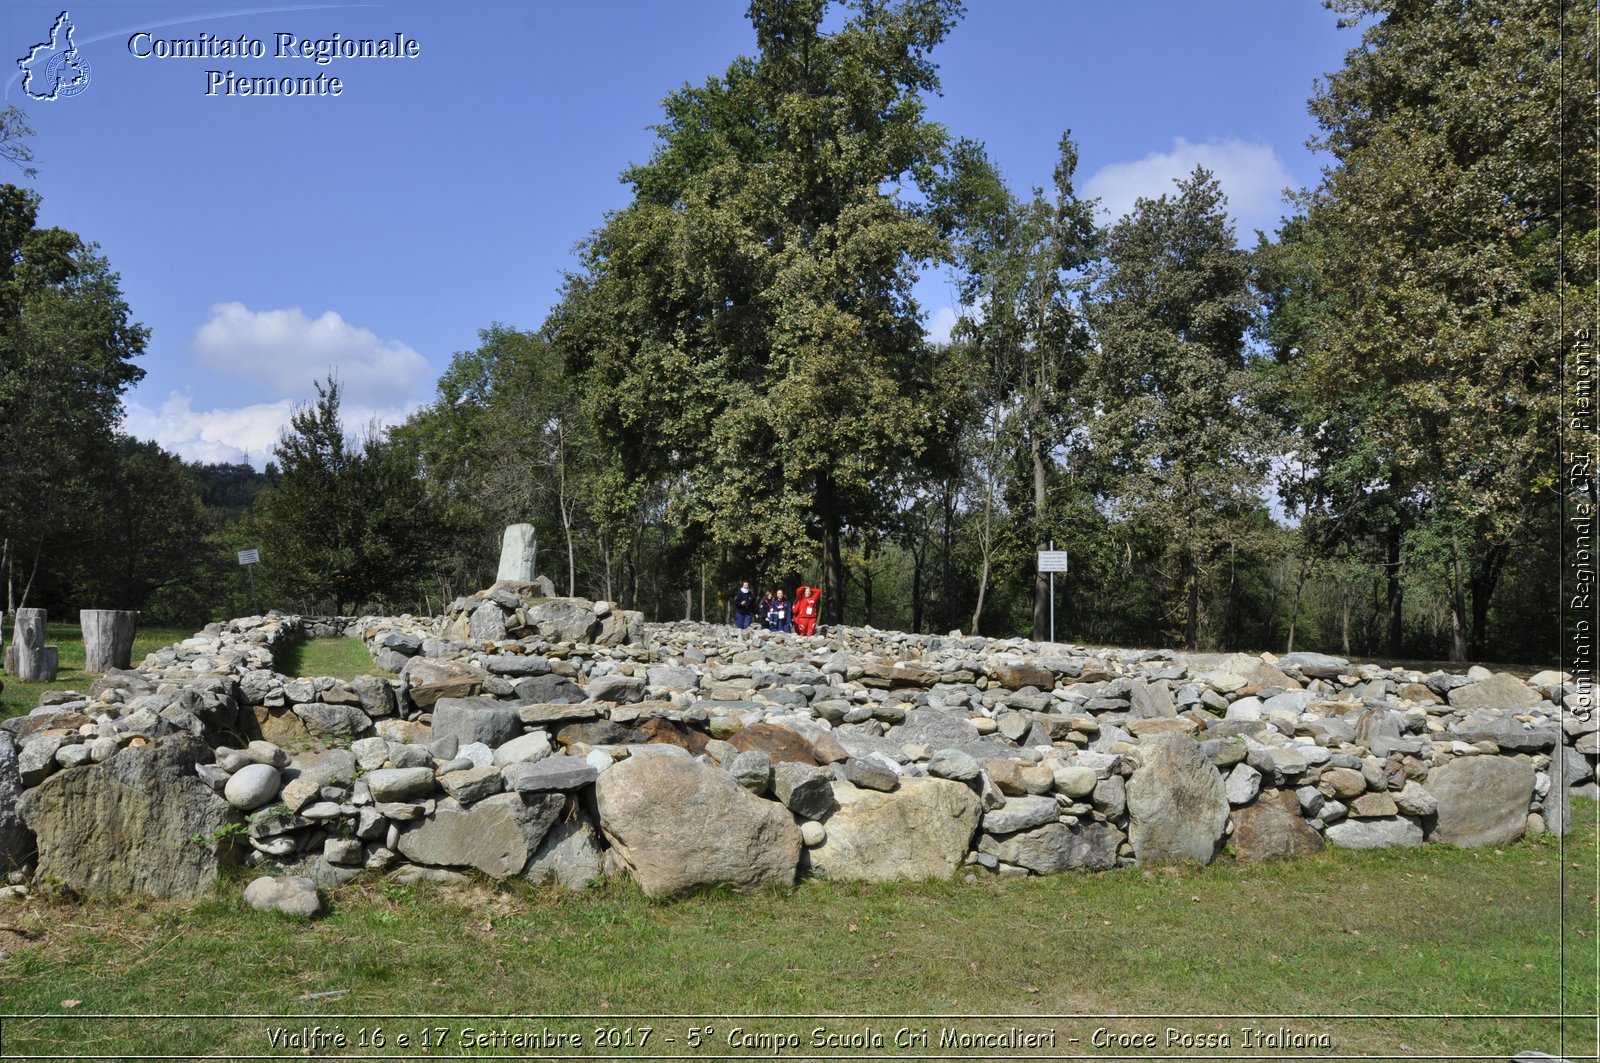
top-left (16, 735), bottom-right (241, 899)
top-left (1230, 788), bottom-right (1324, 862)
top-left (1424, 756), bottom-right (1535, 847)
top-left (594, 754), bottom-right (800, 897)
top-left (1125, 732), bottom-right (1228, 865)
top-left (807, 777), bottom-right (980, 883)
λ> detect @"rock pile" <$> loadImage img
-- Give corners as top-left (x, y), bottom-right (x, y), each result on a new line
top-left (0, 601), bottom-right (1592, 903)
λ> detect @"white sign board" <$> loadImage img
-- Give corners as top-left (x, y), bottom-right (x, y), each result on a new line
top-left (237, 549), bottom-right (261, 566)
top-left (1037, 550), bottom-right (1069, 573)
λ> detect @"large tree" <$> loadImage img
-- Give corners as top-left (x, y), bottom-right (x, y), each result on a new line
top-left (1088, 167), bottom-right (1272, 650)
top-left (549, 0), bottom-right (962, 623)
top-left (936, 133), bottom-right (1099, 639)
top-left (0, 183), bottom-right (148, 611)
top-left (1265, 0), bottom-right (1595, 660)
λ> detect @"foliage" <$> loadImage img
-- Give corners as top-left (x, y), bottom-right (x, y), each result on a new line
top-left (0, 184), bottom-right (148, 613)
top-left (248, 377), bottom-right (447, 615)
top-left (1264, 0), bottom-right (1595, 660)
top-left (1087, 168), bottom-right (1275, 649)
top-left (549, 0), bottom-right (962, 622)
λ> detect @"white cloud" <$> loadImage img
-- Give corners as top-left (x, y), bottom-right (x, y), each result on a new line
top-left (925, 305), bottom-right (960, 345)
top-left (1083, 137), bottom-right (1295, 241)
top-left (122, 390), bottom-right (421, 470)
top-left (194, 302), bottom-right (434, 406)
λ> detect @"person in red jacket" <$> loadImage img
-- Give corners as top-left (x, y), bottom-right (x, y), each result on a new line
top-left (793, 584), bottom-right (822, 636)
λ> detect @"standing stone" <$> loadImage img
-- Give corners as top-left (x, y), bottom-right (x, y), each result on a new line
top-left (496, 523), bottom-right (537, 582)
top-left (1125, 732), bottom-right (1229, 866)
top-left (16, 735), bottom-right (241, 899)
top-left (807, 778), bottom-right (981, 883)
top-left (1230, 788), bottom-right (1324, 862)
top-left (1424, 756), bottom-right (1535, 847)
top-left (0, 733), bottom-right (30, 870)
top-left (10, 609), bottom-right (49, 682)
top-left (594, 754), bottom-right (800, 898)
top-left (80, 610), bottom-right (138, 673)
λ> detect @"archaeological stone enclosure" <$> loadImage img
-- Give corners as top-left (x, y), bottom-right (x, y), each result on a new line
top-left (0, 576), bottom-right (1594, 913)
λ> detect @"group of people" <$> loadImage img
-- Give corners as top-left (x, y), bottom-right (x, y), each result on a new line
top-left (732, 580), bottom-right (822, 636)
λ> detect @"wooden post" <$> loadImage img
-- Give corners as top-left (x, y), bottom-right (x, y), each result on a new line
top-left (81, 609), bottom-right (138, 672)
top-left (12, 608), bottom-right (47, 681)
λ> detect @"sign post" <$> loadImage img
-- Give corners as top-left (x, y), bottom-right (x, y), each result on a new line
top-left (237, 548), bottom-right (261, 614)
top-left (1037, 542), bottom-right (1069, 643)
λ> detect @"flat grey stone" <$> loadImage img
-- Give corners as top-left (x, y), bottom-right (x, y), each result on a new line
top-left (501, 757), bottom-right (599, 792)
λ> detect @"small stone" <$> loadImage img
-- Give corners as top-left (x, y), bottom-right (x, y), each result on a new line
top-left (841, 758), bottom-right (898, 792)
top-left (728, 750), bottom-right (773, 793)
top-left (363, 767), bottom-right (436, 802)
top-left (927, 748), bottom-right (979, 781)
top-left (323, 838), bottom-right (363, 865)
top-left (1224, 763), bottom-right (1261, 807)
top-left (1349, 791), bottom-right (1398, 818)
top-left (243, 875), bottom-right (321, 918)
top-left (223, 763), bottom-right (281, 811)
top-left (800, 821), bottom-right (826, 847)
top-left (1052, 765), bottom-right (1098, 798)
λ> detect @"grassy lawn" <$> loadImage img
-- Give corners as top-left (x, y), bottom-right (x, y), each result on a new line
top-left (0, 623), bottom-right (193, 723)
top-left (274, 636), bottom-right (384, 681)
top-left (0, 803), bottom-right (1592, 1060)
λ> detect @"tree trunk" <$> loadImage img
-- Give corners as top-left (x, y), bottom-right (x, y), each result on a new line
top-left (1182, 544), bottom-right (1200, 651)
top-left (1469, 541), bottom-right (1509, 660)
top-left (819, 474), bottom-right (845, 625)
top-left (1286, 551), bottom-right (1311, 654)
top-left (1385, 522), bottom-right (1404, 657)
top-left (862, 534), bottom-right (876, 627)
top-left (11, 607), bottom-right (48, 681)
top-left (1031, 435), bottom-right (1049, 642)
top-left (1447, 544), bottom-right (1469, 663)
top-left (81, 609), bottom-right (138, 672)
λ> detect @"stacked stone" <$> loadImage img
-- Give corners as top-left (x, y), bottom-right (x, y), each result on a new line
top-left (0, 604), bottom-right (1593, 903)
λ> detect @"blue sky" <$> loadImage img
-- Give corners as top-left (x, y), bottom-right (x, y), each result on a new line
top-left (4, 1), bottom-right (1357, 468)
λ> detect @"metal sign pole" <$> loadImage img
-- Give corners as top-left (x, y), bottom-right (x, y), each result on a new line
top-left (1049, 539), bottom-right (1055, 644)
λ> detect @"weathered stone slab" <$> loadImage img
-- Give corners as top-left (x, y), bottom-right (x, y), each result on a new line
top-left (1230, 788), bottom-right (1324, 862)
top-left (432, 697), bottom-right (522, 749)
top-left (1125, 732), bottom-right (1228, 866)
top-left (1424, 755), bottom-right (1535, 847)
top-left (979, 821), bottom-right (1121, 873)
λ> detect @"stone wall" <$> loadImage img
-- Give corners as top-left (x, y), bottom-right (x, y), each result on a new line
top-left (1, 597), bottom-right (1593, 905)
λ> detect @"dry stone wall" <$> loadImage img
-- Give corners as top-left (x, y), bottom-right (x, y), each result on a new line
top-left (0, 590), bottom-right (1594, 909)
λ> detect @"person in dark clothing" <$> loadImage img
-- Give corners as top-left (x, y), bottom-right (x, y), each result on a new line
top-left (757, 591), bottom-right (775, 629)
top-left (767, 588), bottom-right (792, 633)
top-left (733, 580), bottom-right (757, 630)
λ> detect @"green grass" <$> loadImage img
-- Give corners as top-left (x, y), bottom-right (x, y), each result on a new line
top-left (0, 803), bottom-right (1593, 1060)
top-left (274, 636), bottom-right (383, 681)
top-left (0, 623), bottom-right (193, 722)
